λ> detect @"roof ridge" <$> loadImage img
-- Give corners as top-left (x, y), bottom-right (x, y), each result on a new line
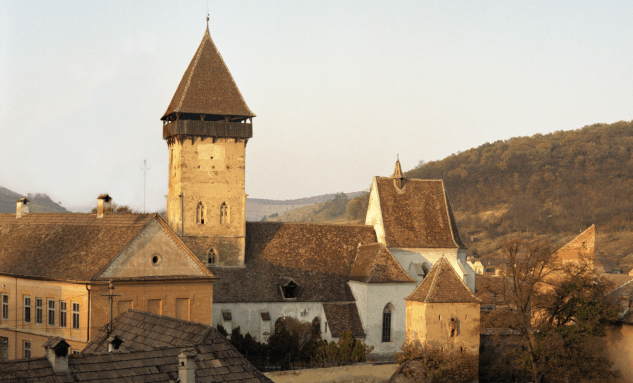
top-left (425, 258), bottom-right (444, 302)
top-left (440, 182), bottom-right (463, 249)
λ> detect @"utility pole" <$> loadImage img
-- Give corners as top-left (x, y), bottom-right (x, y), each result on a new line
top-left (102, 281), bottom-right (121, 338)
top-left (141, 160), bottom-right (150, 213)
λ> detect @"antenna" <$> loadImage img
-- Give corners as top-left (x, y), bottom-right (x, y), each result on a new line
top-left (141, 160), bottom-right (150, 213)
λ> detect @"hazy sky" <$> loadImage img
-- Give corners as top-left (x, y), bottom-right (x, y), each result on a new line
top-left (1, 1), bottom-right (632, 212)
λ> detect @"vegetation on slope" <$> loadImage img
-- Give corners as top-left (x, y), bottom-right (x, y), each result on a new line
top-left (0, 187), bottom-right (68, 213)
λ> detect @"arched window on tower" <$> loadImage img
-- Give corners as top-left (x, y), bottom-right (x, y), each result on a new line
top-left (220, 202), bottom-right (229, 225)
top-left (382, 303), bottom-right (394, 342)
top-left (196, 202), bottom-right (206, 224)
top-left (207, 248), bottom-right (216, 265)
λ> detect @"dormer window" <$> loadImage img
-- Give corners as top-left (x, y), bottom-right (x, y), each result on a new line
top-left (279, 278), bottom-right (299, 300)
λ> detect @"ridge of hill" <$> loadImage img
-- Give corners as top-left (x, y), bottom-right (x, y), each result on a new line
top-left (0, 186), bottom-right (68, 213)
top-left (246, 191), bottom-right (365, 221)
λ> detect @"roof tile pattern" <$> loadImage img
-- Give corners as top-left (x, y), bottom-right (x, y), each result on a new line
top-left (375, 178), bottom-right (465, 249)
top-left (406, 257), bottom-right (478, 303)
top-left (211, 222), bottom-right (377, 303)
top-left (0, 213), bottom-right (154, 281)
top-left (162, 28), bottom-right (255, 119)
top-left (349, 243), bottom-right (416, 283)
top-left (322, 303), bottom-right (366, 338)
top-left (82, 309), bottom-right (215, 353)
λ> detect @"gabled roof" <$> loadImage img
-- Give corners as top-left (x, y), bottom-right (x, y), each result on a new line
top-left (1, 311), bottom-right (272, 382)
top-left (322, 303), bottom-right (366, 338)
top-left (162, 28), bottom-right (255, 119)
top-left (553, 225), bottom-right (595, 265)
top-left (208, 222), bottom-right (377, 303)
top-left (349, 243), bottom-right (416, 283)
top-left (374, 178), bottom-right (466, 249)
top-left (406, 257), bottom-right (478, 303)
top-left (83, 309), bottom-right (215, 353)
top-left (604, 278), bottom-right (633, 325)
top-left (0, 213), bottom-right (213, 282)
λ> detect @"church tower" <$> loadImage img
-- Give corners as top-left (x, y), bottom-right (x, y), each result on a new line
top-left (161, 24), bottom-right (255, 267)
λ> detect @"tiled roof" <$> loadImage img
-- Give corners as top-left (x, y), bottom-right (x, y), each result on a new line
top-left (322, 303), bottom-right (366, 338)
top-left (210, 222), bottom-right (377, 303)
top-left (0, 213), bottom-right (154, 281)
top-left (553, 225), bottom-right (595, 265)
top-left (1, 310), bottom-right (272, 382)
top-left (406, 257), bottom-right (479, 303)
top-left (375, 178), bottom-right (466, 249)
top-left (82, 309), bottom-right (216, 353)
top-left (162, 28), bottom-right (255, 119)
top-left (349, 243), bottom-right (416, 283)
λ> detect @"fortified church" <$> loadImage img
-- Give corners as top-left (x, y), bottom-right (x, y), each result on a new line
top-left (0, 24), bottom-right (478, 360)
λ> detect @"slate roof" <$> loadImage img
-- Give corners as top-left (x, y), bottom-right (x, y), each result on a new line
top-left (322, 303), bottom-right (366, 338)
top-left (406, 257), bottom-right (479, 303)
top-left (0, 213), bottom-right (212, 282)
top-left (349, 243), bottom-right (416, 283)
top-left (0, 309), bottom-right (272, 382)
top-left (162, 28), bottom-right (255, 119)
top-left (211, 222), bottom-right (377, 303)
top-left (374, 178), bottom-right (466, 249)
top-left (82, 309), bottom-right (216, 353)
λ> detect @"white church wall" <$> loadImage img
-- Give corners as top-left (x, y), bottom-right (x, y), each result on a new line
top-left (211, 302), bottom-right (327, 342)
top-left (349, 281), bottom-right (416, 357)
top-left (389, 248), bottom-right (475, 291)
top-left (365, 177), bottom-right (386, 245)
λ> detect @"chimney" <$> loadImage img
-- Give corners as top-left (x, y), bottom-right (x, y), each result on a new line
top-left (97, 194), bottom-right (112, 218)
top-left (43, 337), bottom-right (70, 373)
top-left (107, 335), bottom-right (124, 352)
top-left (620, 295), bottom-right (630, 313)
top-left (178, 348), bottom-right (197, 383)
top-left (16, 198), bottom-right (29, 218)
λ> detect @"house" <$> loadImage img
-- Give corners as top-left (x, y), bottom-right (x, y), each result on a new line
top-left (0, 309), bottom-right (272, 382)
top-left (0, 196), bottom-right (215, 360)
top-left (602, 278), bottom-right (633, 380)
top-left (157, 24), bottom-right (476, 358)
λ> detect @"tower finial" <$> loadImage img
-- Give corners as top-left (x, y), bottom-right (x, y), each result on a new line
top-left (391, 156), bottom-right (406, 189)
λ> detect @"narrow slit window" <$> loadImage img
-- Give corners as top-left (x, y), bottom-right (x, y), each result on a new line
top-left (382, 304), bottom-right (393, 342)
top-left (196, 202), bottom-right (206, 224)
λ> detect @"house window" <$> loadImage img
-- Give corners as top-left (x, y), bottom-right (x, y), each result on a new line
top-left (72, 303), bottom-right (80, 329)
top-left (48, 299), bottom-right (55, 326)
top-left (24, 297), bottom-right (31, 323)
top-left (382, 304), bottom-right (393, 342)
top-left (280, 280), bottom-right (298, 300)
top-left (220, 202), bottom-right (229, 224)
top-left (222, 311), bottom-right (233, 334)
top-left (260, 312), bottom-right (271, 342)
top-left (208, 248), bottom-right (216, 265)
top-left (35, 298), bottom-right (43, 324)
top-left (23, 341), bottom-right (31, 358)
top-left (1, 294), bottom-right (8, 320)
top-left (59, 301), bottom-right (67, 328)
top-left (196, 202), bottom-right (206, 224)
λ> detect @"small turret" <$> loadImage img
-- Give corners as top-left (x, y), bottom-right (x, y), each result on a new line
top-left (391, 156), bottom-right (406, 189)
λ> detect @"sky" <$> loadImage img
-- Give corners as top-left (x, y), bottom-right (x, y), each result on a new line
top-left (1, 1), bottom-right (632, 212)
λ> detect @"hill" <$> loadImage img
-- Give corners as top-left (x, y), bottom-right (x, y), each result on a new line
top-left (246, 192), bottom-right (365, 221)
top-left (0, 186), bottom-right (68, 213)
top-left (407, 120), bottom-right (633, 265)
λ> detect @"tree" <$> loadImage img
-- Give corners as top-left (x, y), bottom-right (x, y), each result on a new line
top-left (394, 342), bottom-right (478, 383)
top-left (481, 238), bottom-right (620, 383)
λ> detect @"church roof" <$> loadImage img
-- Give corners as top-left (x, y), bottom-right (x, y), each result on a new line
top-left (349, 243), bottom-right (416, 283)
top-left (0, 213), bottom-right (213, 281)
top-left (322, 303), bottom-right (366, 338)
top-left (375, 178), bottom-right (466, 249)
top-left (406, 257), bottom-right (478, 303)
top-left (209, 222), bottom-right (377, 303)
top-left (162, 28), bottom-right (255, 119)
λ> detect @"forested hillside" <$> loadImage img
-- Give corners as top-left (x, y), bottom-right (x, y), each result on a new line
top-left (0, 187), bottom-right (68, 213)
top-left (408, 120), bottom-right (633, 262)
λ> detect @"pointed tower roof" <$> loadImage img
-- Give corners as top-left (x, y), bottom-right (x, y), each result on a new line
top-left (391, 157), bottom-right (405, 180)
top-left (406, 257), bottom-right (478, 303)
top-left (162, 27), bottom-right (255, 120)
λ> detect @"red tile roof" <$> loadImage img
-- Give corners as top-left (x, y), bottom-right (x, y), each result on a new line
top-left (406, 257), bottom-right (478, 303)
top-left (162, 28), bottom-right (255, 119)
top-left (375, 178), bottom-right (465, 249)
top-left (323, 303), bottom-right (366, 338)
top-left (210, 222), bottom-right (377, 303)
top-left (349, 243), bottom-right (416, 283)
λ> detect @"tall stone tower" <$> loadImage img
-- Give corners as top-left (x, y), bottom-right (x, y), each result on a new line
top-left (161, 26), bottom-right (255, 267)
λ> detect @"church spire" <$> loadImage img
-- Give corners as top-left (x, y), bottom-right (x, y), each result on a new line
top-left (391, 156), bottom-right (406, 189)
top-left (161, 27), bottom-right (255, 121)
